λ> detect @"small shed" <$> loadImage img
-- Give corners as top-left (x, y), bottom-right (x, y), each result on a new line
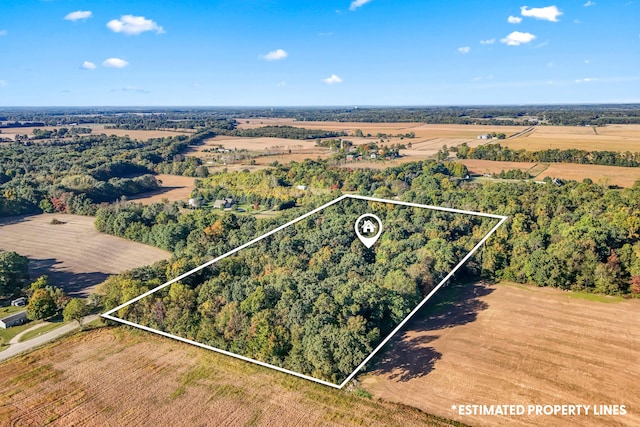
top-left (0, 311), bottom-right (28, 329)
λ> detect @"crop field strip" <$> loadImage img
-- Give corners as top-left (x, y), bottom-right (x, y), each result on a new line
top-left (362, 282), bottom-right (640, 427)
top-left (0, 214), bottom-right (169, 295)
top-left (0, 328), bottom-right (461, 426)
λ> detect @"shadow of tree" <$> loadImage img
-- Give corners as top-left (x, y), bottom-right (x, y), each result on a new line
top-left (368, 281), bottom-right (494, 382)
top-left (28, 257), bottom-right (109, 297)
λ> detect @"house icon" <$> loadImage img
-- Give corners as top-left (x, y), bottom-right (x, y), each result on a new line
top-left (362, 220), bottom-right (376, 234)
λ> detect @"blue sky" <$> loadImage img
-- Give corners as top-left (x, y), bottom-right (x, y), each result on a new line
top-left (0, 0), bottom-right (638, 106)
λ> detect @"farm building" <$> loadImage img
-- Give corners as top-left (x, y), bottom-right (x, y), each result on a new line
top-left (0, 311), bottom-right (28, 329)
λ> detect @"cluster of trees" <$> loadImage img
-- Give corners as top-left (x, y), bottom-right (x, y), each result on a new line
top-left (455, 143), bottom-right (640, 167)
top-left (99, 198), bottom-right (490, 383)
top-left (221, 125), bottom-right (347, 140)
top-left (31, 127), bottom-right (92, 140)
top-left (92, 157), bottom-right (640, 381)
top-left (0, 132), bottom-right (208, 217)
top-left (1, 250), bottom-right (90, 326)
top-left (492, 169), bottom-right (531, 180)
top-left (0, 251), bottom-right (30, 299)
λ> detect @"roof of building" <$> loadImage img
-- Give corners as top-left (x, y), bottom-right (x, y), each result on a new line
top-left (0, 310), bottom-right (28, 323)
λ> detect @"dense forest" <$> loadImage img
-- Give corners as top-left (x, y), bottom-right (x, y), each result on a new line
top-left (93, 158), bottom-right (640, 382)
top-left (102, 197), bottom-right (495, 384)
top-left (0, 132), bottom-right (211, 216)
top-left (457, 143), bottom-right (640, 167)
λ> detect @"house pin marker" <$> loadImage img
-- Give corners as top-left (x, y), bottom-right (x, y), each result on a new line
top-left (354, 213), bottom-right (383, 248)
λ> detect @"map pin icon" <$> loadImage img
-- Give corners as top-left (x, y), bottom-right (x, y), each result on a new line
top-left (355, 213), bottom-right (383, 248)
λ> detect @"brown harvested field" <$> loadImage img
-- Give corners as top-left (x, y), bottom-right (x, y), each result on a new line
top-left (455, 159), bottom-right (640, 187)
top-left (186, 135), bottom-right (333, 168)
top-left (129, 174), bottom-right (197, 204)
top-left (504, 125), bottom-right (640, 152)
top-left (361, 281), bottom-right (640, 427)
top-left (0, 327), bottom-right (457, 427)
top-left (539, 163), bottom-right (640, 187)
top-left (0, 214), bottom-right (169, 296)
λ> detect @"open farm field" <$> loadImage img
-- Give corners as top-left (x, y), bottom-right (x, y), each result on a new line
top-left (187, 135), bottom-right (334, 167)
top-left (0, 327), bottom-right (458, 427)
top-left (540, 163), bottom-right (640, 187)
top-left (129, 174), bottom-right (197, 204)
top-left (361, 281), bottom-right (640, 427)
top-left (0, 214), bottom-right (169, 296)
top-left (458, 158), bottom-right (640, 187)
top-left (503, 125), bottom-right (640, 152)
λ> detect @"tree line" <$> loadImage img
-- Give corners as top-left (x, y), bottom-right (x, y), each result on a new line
top-left (456, 143), bottom-right (640, 167)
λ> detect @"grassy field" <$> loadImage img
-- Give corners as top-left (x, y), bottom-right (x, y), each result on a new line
top-left (0, 214), bottom-right (170, 296)
top-left (0, 327), bottom-right (462, 427)
top-left (0, 321), bottom-right (41, 350)
top-left (18, 321), bottom-right (68, 343)
top-left (129, 174), bottom-right (197, 204)
top-left (361, 281), bottom-right (640, 427)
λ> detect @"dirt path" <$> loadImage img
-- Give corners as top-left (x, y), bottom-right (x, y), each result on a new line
top-left (362, 282), bottom-right (640, 427)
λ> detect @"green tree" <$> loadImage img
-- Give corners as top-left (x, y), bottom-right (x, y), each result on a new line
top-left (27, 288), bottom-right (57, 320)
top-left (63, 298), bottom-right (90, 328)
top-left (0, 251), bottom-right (30, 297)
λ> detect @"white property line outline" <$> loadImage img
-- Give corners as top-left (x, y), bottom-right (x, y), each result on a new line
top-left (103, 194), bottom-right (507, 389)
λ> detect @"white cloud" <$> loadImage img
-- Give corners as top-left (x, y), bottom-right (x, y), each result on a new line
top-left (260, 49), bottom-right (288, 61)
top-left (103, 58), bottom-right (129, 68)
top-left (107, 15), bottom-right (164, 35)
top-left (458, 46), bottom-right (470, 54)
top-left (575, 77), bottom-right (597, 83)
top-left (0, 80), bottom-right (7, 87)
top-left (584, 1), bottom-right (596, 6)
top-left (480, 38), bottom-right (495, 45)
top-left (82, 61), bottom-right (96, 70)
top-left (277, 81), bottom-right (287, 87)
top-left (501, 31), bottom-right (536, 46)
top-left (508, 15), bottom-right (523, 24)
top-left (349, 0), bottom-right (372, 11)
top-left (323, 74), bottom-right (343, 84)
top-left (584, 59), bottom-right (590, 64)
top-left (64, 10), bottom-right (92, 22)
top-left (520, 6), bottom-right (563, 22)
top-left (0, 30), bottom-right (7, 36)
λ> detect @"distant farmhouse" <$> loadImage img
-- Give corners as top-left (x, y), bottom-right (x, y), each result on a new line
top-left (0, 311), bottom-right (28, 329)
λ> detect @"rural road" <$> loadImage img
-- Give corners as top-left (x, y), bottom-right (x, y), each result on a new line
top-left (0, 314), bottom-right (99, 363)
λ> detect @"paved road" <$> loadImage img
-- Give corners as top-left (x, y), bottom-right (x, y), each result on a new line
top-left (0, 314), bottom-right (99, 363)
